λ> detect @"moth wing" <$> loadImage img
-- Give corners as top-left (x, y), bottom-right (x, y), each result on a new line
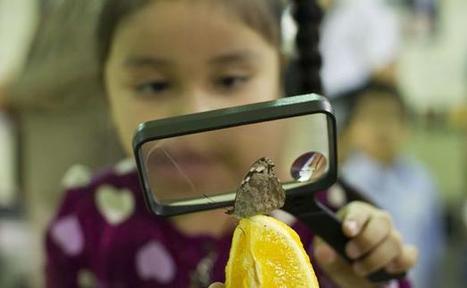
top-left (245, 172), bottom-right (285, 215)
top-left (267, 174), bottom-right (285, 210)
top-left (227, 157), bottom-right (282, 217)
top-left (230, 183), bottom-right (257, 218)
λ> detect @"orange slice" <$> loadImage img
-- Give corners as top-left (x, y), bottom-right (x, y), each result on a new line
top-left (225, 215), bottom-right (319, 288)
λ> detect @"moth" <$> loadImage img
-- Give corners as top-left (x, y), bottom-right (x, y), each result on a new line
top-left (227, 157), bottom-right (285, 218)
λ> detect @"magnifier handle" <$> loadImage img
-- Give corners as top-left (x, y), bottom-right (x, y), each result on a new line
top-left (296, 204), bottom-right (406, 283)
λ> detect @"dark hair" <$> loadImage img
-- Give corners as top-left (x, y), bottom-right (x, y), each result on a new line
top-left (97, 0), bottom-right (151, 67)
top-left (96, 0), bottom-right (323, 95)
top-left (333, 81), bottom-right (409, 132)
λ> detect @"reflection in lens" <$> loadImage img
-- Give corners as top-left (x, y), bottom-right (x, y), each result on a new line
top-left (290, 152), bottom-right (327, 183)
top-left (143, 142), bottom-right (201, 203)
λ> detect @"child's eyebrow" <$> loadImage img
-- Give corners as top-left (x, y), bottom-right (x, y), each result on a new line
top-left (209, 51), bottom-right (260, 65)
top-left (123, 57), bottom-right (170, 69)
top-left (122, 51), bottom-right (259, 69)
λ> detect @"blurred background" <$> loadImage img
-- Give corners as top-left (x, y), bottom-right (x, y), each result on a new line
top-left (0, 0), bottom-right (466, 287)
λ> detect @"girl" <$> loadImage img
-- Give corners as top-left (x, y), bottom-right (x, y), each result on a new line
top-left (46, 1), bottom-right (417, 287)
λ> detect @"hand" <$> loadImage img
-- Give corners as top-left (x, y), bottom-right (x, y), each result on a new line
top-left (313, 201), bottom-right (418, 288)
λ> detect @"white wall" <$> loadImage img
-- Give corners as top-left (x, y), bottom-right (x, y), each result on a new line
top-left (0, 0), bottom-right (38, 83)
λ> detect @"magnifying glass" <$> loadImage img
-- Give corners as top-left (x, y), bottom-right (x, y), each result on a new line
top-left (133, 94), bottom-right (404, 283)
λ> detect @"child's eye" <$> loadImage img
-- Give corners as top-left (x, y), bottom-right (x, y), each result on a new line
top-left (216, 75), bottom-right (250, 90)
top-left (136, 81), bottom-right (171, 96)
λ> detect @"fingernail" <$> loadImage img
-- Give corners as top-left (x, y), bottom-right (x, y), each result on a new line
top-left (345, 219), bottom-right (359, 237)
top-left (346, 242), bottom-right (360, 259)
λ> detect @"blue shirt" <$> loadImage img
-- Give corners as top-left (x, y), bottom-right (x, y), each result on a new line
top-left (341, 151), bottom-right (445, 288)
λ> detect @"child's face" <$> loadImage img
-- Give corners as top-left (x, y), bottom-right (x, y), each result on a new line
top-left (105, 0), bottom-right (281, 154)
top-left (348, 92), bottom-right (408, 164)
top-left (105, 1), bottom-right (283, 197)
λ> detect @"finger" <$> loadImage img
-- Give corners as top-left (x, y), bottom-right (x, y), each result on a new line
top-left (314, 237), bottom-right (353, 279)
top-left (208, 283), bottom-right (225, 288)
top-left (339, 202), bottom-right (373, 238)
top-left (346, 212), bottom-right (392, 259)
top-left (314, 237), bottom-right (338, 265)
top-left (386, 244), bottom-right (419, 273)
top-left (314, 237), bottom-right (375, 288)
top-left (352, 231), bottom-right (402, 276)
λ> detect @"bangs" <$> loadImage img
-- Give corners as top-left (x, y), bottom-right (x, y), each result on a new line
top-left (218, 0), bottom-right (284, 47)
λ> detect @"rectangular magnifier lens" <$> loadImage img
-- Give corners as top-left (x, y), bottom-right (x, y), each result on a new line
top-left (133, 94), bottom-right (336, 216)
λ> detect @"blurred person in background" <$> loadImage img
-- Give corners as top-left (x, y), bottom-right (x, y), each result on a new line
top-left (0, 0), bottom-right (38, 287)
top-left (335, 81), bottom-right (446, 288)
top-left (3, 0), bottom-right (124, 286)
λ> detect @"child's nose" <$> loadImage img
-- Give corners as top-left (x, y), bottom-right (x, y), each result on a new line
top-left (175, 89), bottom-right (213, 115)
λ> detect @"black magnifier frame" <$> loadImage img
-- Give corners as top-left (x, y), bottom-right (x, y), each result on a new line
top-left (133, 94), bottom-right (405, 283)
top-left (133, 94), bottom-right (337, 216)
